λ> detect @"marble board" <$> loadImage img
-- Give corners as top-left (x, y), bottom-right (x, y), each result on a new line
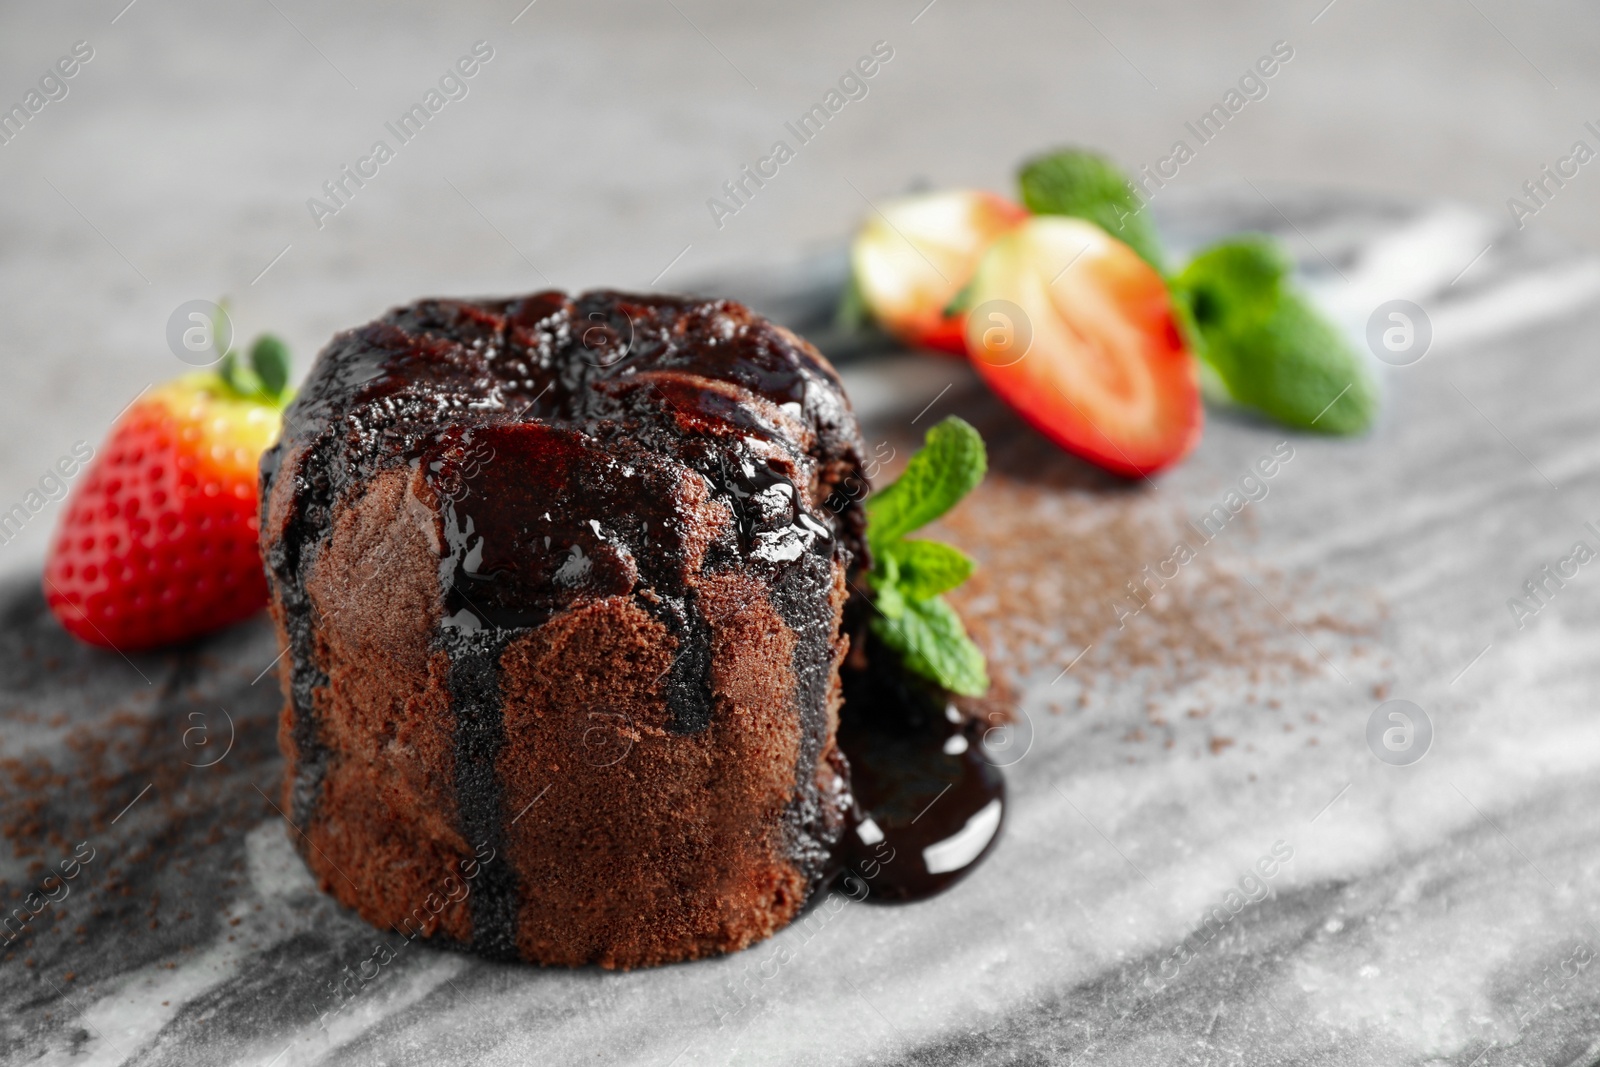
top-left (3, 187), bottom-right (1600, 1066)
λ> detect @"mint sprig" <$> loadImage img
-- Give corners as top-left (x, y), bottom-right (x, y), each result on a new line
top-left (1017, 147), bottom-right (1167, 273)
top-left (877, 538), bottom-right (974, 600)
top-left (867, 416), bottom-right (986, 544)
top-left (865, 416), bottom-right (989, 696)
top-left (1173, 235), bottom-right (1379, 434)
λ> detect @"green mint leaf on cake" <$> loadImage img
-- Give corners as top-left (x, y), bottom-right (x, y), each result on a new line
top-left (1174, 234), bottom-right (1379, 434)
top-left (878, 539), bottom-right (975, 600)
top-left (865, 415), bottom-right (986, 547)
top-left (865, 415), bottom-right (990, 696)
top-left (873, 577), bottom-right (908, 620)
top-left (1017, 147), bottom-right (1167, 272)
top-left (877, 595), bottom-right (989, 698)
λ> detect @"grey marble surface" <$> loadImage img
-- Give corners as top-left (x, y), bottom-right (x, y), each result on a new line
top-left (4, 185), bottom-right (1600, 1066)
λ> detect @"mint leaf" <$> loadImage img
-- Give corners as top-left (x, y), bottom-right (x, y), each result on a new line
top-left (872, 594), bottom-right (989, 697)
top-left (879, 539), bottom-right (974, 600)
top-left (1177, 234), bottom-right (1291, 326)
top-left (1231, 292), bottom-right (1380, 434)
top-left (1017, 147), bottom-right (1167, 272)
top-left (865, 416), bottom-right (986, 548)
top-left (1175, 235), bottom-right (1379, 435)
top-left (250, 334), bottom-right (291, 398)
top-left (874, 578), bottom-right (907, 620)
top-left (863, 416), bottom-right (989, 695)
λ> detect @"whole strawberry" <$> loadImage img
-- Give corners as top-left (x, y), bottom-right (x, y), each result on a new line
top-left (45, 334), bottom-right (292, 651)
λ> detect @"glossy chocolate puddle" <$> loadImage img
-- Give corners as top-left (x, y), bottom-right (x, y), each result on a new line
top-left (831, 642), bottom-right (1007, 902)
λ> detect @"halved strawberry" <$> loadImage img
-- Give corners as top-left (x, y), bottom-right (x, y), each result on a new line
top-left (963, 216), bottom-right (1201, 477)
top-left (850, 190), bottom-right (1028, 355)
top-left (44, 337), bottom-right (292, 651)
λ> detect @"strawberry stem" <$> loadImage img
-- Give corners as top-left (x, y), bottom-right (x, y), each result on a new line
top-left (217, 349), bottom-right (249, 394)
top-left (214, 332), bottom-right (291, 404)
top-left (250, 335), bottom-right (290, 399)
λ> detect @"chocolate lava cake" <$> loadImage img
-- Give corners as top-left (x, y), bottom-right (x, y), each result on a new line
top-left (259, 291), bottom-right (868, 969)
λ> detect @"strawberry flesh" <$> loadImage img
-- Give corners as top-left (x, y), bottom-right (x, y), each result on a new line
top-left (964, 217), bottom-right (1201, 477)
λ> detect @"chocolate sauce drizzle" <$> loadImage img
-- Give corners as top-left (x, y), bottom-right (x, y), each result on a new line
top-left (441, 631), bottom-right (520, 960)
top-left (258, 425), bottom-right (336, 829)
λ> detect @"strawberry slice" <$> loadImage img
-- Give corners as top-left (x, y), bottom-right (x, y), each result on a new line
top-left (962, 217), bottom-right (1201, 477)
top-left (850, 190), bottom-right (1028, 355)
top-left (44, 337), bottom-right (292, 651)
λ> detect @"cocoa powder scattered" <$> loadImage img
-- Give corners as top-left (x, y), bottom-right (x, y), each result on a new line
top-left (0, 586), bottom-right (281, 988)
top-left (865, 387), bottom-right (1384, 730)
top-left (932, 475), bottom-right (1380, 701)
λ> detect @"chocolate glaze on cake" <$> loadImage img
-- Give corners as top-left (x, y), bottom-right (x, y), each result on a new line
top-left (260, 291), bottom-right (869, 968)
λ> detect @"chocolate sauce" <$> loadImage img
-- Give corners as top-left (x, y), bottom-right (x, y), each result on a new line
top-left (832, 640), bottom-right (1006, 902)
top-left (442, 630), bottom-right (520, 961)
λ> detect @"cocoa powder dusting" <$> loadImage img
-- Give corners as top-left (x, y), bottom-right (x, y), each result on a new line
top-left (932, 475), bottom-right (1380, 702)
top-left (0, 582), bottom-right (282, 993)
top-left (867, 388), bottom-right (1385, 724)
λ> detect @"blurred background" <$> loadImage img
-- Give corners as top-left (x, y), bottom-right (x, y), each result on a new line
top-left (1, 0), bottom-right (1596, 566)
